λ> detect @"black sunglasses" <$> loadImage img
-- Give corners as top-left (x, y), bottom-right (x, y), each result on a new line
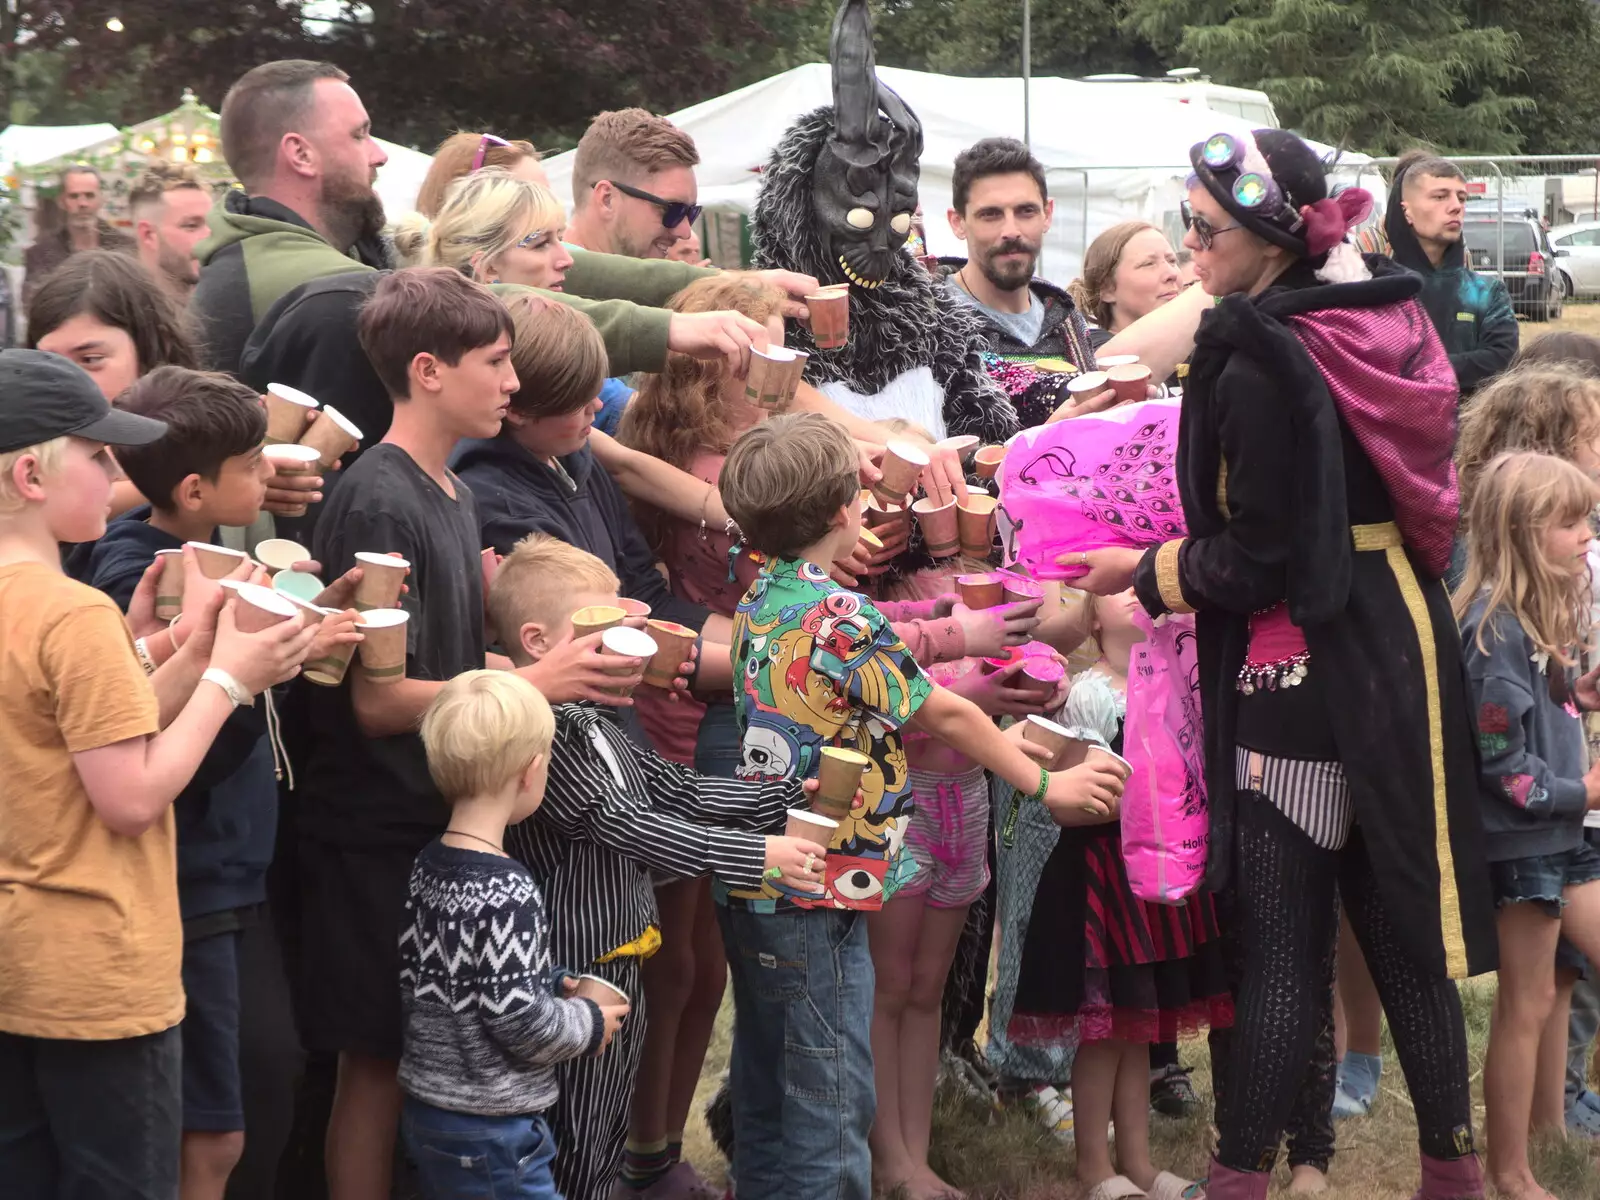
top-left (604, 179), bottom-right (702, 230)
top-left (1181, 200), bottom-right (1242, 251)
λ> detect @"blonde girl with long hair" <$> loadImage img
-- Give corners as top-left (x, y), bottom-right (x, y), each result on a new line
top-left (1457, 451), bottom-right (1600, 1200)
top-left (393, 167), bottom-right (574, 290)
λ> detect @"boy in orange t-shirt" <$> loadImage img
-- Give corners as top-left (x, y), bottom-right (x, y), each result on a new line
top-left (0, 350), bottom-right (315, 1196)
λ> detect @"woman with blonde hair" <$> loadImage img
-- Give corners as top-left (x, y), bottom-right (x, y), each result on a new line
top-left (393, 167), bottom-right (575, 290)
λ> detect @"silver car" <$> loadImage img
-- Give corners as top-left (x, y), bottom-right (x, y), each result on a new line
top-left (1549, 220), bottom-right (1600, 298)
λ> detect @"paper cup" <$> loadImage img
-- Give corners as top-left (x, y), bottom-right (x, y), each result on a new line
top-left (298, 404), bottom-right (363, 468)
top-left (154, 549), bottom-right (185, 620)
top-left (785, 809), bottom-right (838, 849)
top-left (936, 434), bottom-right (979, 458)
top-left (352, 552), bottom-right (409, 612)
top-left (357, 609), bottom-right (410, 683)
top-left (855, 526), bottom-right (884, 561)
top-left (1016, 656), bottom-right (1066, 699)
top-left (187, 541), bottom-right (251, 581)
top-left (744, 345), bottom-right (798, 411)
top-left (281, 594), bottom-right (331, 625)
top-left (1096, 354), bottom-right (1140, 369)
top-left (982, 646), bottom-right (1025, 676)
top-left (814, 746), bottom-right (870, 819)
top-left (600, 625), bottom-right (657, 697)
top-left (1002, 576), bottom-right (1044, 606)
top-left (1106, 363), bottom-right (1153, 404)
top-left (304, 610), bottom-right (360, 687)
top-left (254, 538), bottom-right (309, 576)
top-left (1022, 715), bottom-right (1075, 770)
top-left (863, 493), bottom-right (911, 536)
top-left (643, 619), bottom-right (697, 689)
top-left (260, 443), bottom-right (322, 517)
top-left (956, 572), bottom-right (1005, 610)
top-left (229, 580), bottom-right (300, 634)
top-left (781, 350), bottom-right (810, 406)
top-left (974, 445), bottom-right (1006, 479)
top-left (571, 974), bottom-right (629, 1006)
top-left (956, 494), bottom-right (998, 559)
top-left (272, 569), bottom-right (325, 602)
top-left (872, 440), bottom-right (929, 506)
top-left (571, 605), bottom-right (626, 640)
top-left (1066, 370), bottom-right (1110, 402)
top-left (264, 383), bottom-right (319, 443)
top-left (1087, 744), bottom-right (1135, 778)
top-left (806, 291), bottom-right (850, 349)
top-left (912, 496), bottom-right (959, 559)
top-left (617, 598), bottom-right (652, 620)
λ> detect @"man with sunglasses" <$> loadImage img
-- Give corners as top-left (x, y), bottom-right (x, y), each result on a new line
top-left (567, 108), bottom-right (702, 262)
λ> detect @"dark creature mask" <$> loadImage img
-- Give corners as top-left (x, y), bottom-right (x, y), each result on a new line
top-left (813, 0), bottom-right (923, 288)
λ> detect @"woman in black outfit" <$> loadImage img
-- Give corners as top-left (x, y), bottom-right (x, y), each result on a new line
top-left (1071, 129), bottom-right (1496, 1200)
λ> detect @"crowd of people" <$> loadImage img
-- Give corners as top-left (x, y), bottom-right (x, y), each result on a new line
top-left (4, 18), bottom-right (1600, 1200)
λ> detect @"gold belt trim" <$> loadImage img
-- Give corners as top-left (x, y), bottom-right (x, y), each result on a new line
top-left (1351, 521), bottom-right (1403, 551)
top-left (1372, 534), bottom-right (1468, 978)
top-left (595, 925), bottom-right (662, 963)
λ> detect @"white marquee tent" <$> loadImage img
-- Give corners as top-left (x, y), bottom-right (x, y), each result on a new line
top-left (540, 63), bottom-right (1369, 285)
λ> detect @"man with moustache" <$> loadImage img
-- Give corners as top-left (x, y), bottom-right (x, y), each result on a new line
top-left (940, 137), bottom-right (1097, 365)
top-left (191, 59), bottom-right (390, 373)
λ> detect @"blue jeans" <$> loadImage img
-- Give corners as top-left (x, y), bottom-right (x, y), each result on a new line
top-left (0, 1026), bottom-right (182, 1200)
top-left (694, 703), bottom-right (742, 779)
top-left (716, 904), bottom-right (875, 1200)
top-left (402, 1098), bottom-right (560, 1200)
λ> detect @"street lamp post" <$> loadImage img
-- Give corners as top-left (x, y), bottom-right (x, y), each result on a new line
top-left (1022, 0), bottom-right (1031, 149)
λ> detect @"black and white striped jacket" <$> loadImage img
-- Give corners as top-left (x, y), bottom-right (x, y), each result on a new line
top-left (506, 704), bottom-right (796, 970)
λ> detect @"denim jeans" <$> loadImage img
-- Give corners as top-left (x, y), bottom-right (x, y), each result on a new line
top-left (716, 904), bottom-right (875, 1200)
top-left (693, 703), bottom-right (742, 779)
top-left (0, 1026), bottom-right (182, 1200)
top-left (401, 1098), bottom-right (560, 1200)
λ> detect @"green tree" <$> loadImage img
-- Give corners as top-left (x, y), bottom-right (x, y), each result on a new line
top-left (1466, 0), bottom-right (1600, 154)
top-left (1123, 0), bottom-right (1531, 154)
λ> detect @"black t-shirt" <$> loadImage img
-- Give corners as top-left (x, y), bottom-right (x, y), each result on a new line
top-left (301, 443), bottom-right (485, 847)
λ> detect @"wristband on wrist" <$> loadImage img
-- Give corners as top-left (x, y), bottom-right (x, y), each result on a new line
top-left (133, 637), bottom-right (157, 677)
top-left (1029, 766), bottom-right (1050, 805)
top-left (200, 667), bottom-right (254, 709)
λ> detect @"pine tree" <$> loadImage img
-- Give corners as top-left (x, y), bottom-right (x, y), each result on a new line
top-left (1466, 0), bottom-right (1600, 154)
top-left (1123, 0), bottom-right (1532, 154)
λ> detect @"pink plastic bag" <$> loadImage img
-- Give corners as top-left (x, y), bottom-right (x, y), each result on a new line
top-left (995, 399), bottom-right (1184, 580)
top-left (1121, 607), bottom-right (1208, 904)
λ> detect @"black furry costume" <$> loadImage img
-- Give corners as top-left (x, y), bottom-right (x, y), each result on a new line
top-left (747, 89), bottom-right (1018, 452)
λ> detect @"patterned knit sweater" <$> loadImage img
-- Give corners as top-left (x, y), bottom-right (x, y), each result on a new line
top-left (399, 839), bottom-right (602, 1116)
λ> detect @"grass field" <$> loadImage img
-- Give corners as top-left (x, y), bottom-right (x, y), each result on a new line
top-left (678, 977), bottom-right (1600, 1199)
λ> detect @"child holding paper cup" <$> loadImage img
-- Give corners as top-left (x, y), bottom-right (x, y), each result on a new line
top-left (484, 531), bottom-right (844, 1200)
top-left (1001, 588), bottom-right (1230, 1200)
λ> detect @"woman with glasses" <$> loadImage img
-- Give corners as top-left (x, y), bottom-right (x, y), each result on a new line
top-left (1069, 129), bottom-right (1496, 1200)
top-left (395, 167), bottom-right (575, 290)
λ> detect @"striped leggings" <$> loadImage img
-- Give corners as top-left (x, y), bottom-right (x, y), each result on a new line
top-left (549, 957), bottom-right (646, 1200)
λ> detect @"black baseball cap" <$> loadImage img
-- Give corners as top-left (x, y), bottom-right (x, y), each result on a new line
top-left (0, 349), bottom-right (169, 454)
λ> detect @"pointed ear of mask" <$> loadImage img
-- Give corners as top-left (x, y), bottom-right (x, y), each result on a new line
top-left (814, 0), bottom-right (924, 290)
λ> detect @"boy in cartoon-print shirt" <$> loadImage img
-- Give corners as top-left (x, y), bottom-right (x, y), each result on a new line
top-left (713, 414), bottom-right (1127, 1200)
top-left (730, 559), bottom-right (932, 909)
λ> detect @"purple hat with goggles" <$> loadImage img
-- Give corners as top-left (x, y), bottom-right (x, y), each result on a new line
top-left (1188, 128), bottom-right (1372, 259)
